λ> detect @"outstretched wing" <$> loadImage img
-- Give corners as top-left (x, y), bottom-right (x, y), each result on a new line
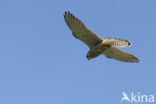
top-left (103, 38), bottom-right (131, 47)
top-left (64, 11), bottom-right (102, 48)
top-left (103, 47), bottom-right (139, 63)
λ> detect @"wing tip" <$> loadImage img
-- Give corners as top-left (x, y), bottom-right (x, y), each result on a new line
top-left (134, 58), bottom-right (140, 63)
top-left (64, 11), bottom-right (70, 14)
top-left (64, 11), bottom-right (76, 20)
top-left (130, 57), bottom-right (140, 63)
top-left (64, 11), bottom-right (70, 17)
top-left (64, 11), bottom-right (72, 16)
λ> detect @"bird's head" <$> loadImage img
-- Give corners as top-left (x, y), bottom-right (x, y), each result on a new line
top-left (86, 52), bottom-right (91, 60)
top-left (86, 51), bottom-right (94, 60)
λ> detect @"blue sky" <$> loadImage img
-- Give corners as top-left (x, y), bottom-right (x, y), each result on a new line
top-left (0, 0), bottom-right (156, 104)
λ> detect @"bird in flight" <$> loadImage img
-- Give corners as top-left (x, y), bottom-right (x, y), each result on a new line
top-left (64, 11), bottom-right (139, 63)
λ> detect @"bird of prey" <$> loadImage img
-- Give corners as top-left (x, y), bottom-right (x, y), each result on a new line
top-left (64, 11), bottom-right (139, 63)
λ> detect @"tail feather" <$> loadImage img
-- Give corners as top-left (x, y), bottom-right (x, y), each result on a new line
top-left (103, 38), bottom-right (131, 47)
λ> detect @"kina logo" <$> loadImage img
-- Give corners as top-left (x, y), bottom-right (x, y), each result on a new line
top-left (121, 92), bottom-right (154, 103)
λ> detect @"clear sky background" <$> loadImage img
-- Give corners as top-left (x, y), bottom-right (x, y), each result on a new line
top-left (0, 0), bottom-right (156, 104)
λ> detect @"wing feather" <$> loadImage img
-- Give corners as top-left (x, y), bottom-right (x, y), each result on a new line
top-left (64, 11), bottom-right (102, 48)
top-left (103, 47), bottom-right (139, 63)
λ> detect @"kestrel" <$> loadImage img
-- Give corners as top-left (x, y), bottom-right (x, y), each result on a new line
top-left (64, 11), bottom-right (139, 63)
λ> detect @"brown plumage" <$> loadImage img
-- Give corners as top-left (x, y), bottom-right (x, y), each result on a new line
top-left (64, 11), bottom-right (139, 63)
